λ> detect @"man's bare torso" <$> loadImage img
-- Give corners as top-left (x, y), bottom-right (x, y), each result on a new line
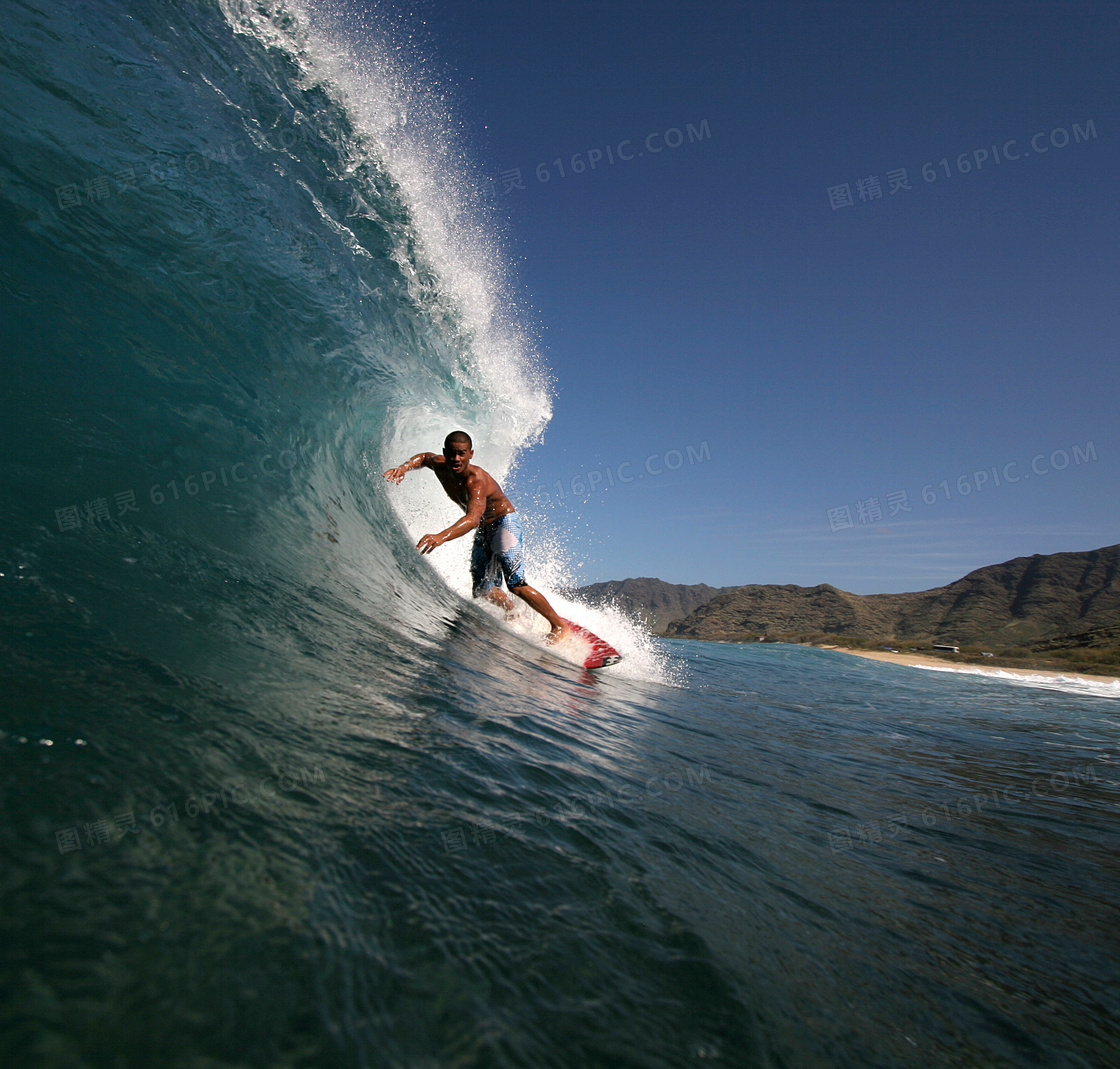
top-left (428, 456), bottom-right (514, 525)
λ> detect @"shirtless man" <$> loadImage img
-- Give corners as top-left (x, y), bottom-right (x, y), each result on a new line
top-left (383, 431), bottom-right (569, 640)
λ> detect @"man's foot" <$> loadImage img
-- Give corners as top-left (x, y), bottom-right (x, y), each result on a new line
top-left (545, 620), bottom-right (571, 644)
top-left (508, 584), bottom-right (569, 643)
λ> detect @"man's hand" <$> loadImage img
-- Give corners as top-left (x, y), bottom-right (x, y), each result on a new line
top-left (416, 532), bottom-right (446, 555)
top-left (383, 466), bottom-right (407, 484)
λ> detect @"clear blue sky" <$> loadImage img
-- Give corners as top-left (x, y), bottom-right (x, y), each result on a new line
top-left (367, 0), bottom-right (1119, 592)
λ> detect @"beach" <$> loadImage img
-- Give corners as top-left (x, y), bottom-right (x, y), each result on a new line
top-left (826, 646), bottom-right (1120, 686)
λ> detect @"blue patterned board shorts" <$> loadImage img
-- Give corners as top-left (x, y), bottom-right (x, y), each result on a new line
top-left (470, 512), bottom-right (527, 596)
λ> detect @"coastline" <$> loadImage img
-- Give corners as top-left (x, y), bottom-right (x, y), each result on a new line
top-left (824, 646), bottom-right (1120, 686)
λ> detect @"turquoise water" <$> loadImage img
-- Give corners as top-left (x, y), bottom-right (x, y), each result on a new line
top-left (2, 1), bottom-right (1119, 1066)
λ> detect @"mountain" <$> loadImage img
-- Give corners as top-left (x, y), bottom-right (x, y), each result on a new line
top-left (664, 544), bottom-right (1120, 647)
top-left (574, 578), bottom-right (734, 634)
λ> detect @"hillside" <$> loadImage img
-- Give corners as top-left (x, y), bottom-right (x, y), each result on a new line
top-left (664, 544), bottom-right (1120, 649)
top-left (574, 578), bottom-right (734, 634)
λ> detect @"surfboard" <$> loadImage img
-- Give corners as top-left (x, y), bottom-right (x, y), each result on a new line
top-left (558, 618), bottom-right (622, 670)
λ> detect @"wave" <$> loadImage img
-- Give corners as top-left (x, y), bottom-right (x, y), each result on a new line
top-left (0, 7), bottom-right (697, 1058)
top-left (6, 11), bottom-right (1120, 1066)
top-left (0, 0), bottom-right (676, 692)
top-left (908, 663), bottom-right (1120, 701)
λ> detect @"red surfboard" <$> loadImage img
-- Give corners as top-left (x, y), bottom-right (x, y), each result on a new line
top-left (559, 618), bottom-right (622, 670)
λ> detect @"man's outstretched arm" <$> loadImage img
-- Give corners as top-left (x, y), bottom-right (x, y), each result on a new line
top-left (383, 452), bottom-right (436, 484)
top-left (417, 478), bottom-right (486, 554)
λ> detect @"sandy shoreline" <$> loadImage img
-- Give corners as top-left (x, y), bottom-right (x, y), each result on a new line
top-left (820, 646), bottom-right (1120, 686)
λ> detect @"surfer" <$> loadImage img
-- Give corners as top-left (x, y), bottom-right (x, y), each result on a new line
top-left (383, 432), bottom-right (570, 641)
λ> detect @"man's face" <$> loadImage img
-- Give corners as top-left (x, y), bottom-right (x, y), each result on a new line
top-left (443, 442), bottom-right (472, 474)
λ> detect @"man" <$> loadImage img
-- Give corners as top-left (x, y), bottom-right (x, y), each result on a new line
top-left (383, 432), bottom-right (569, 641)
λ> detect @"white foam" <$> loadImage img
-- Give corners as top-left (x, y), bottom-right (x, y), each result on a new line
top-left (220, 0), bottom-right (550, 469)
top-left (298, 0), bottom-right (549, 455)
top-left (404, 511), bottom-right (683, 687)
top-left (910, 663), bottom-right (1120, 701)
top-left (499, 589), bottom-right (685, 687)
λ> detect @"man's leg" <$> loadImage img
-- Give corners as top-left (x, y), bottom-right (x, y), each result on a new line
top-left (490, 513), bottom-right (570, 640)
top-left (509, 583), bottom-right (569, 641)
top-left (484, 588), bottom-right (517, 615)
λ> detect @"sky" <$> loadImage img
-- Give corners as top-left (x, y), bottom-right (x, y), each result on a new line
top-left (364, 0), bottom-right (1118, 592)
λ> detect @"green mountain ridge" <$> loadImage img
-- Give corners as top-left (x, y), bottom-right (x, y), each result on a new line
top-left (578, 545), bottom-right (1120, 656)
top-left (572, 577), bottom-right (736, 634)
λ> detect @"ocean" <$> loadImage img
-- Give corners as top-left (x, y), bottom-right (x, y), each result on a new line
top-left (2, 1), bottom-right (1119, 1066)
